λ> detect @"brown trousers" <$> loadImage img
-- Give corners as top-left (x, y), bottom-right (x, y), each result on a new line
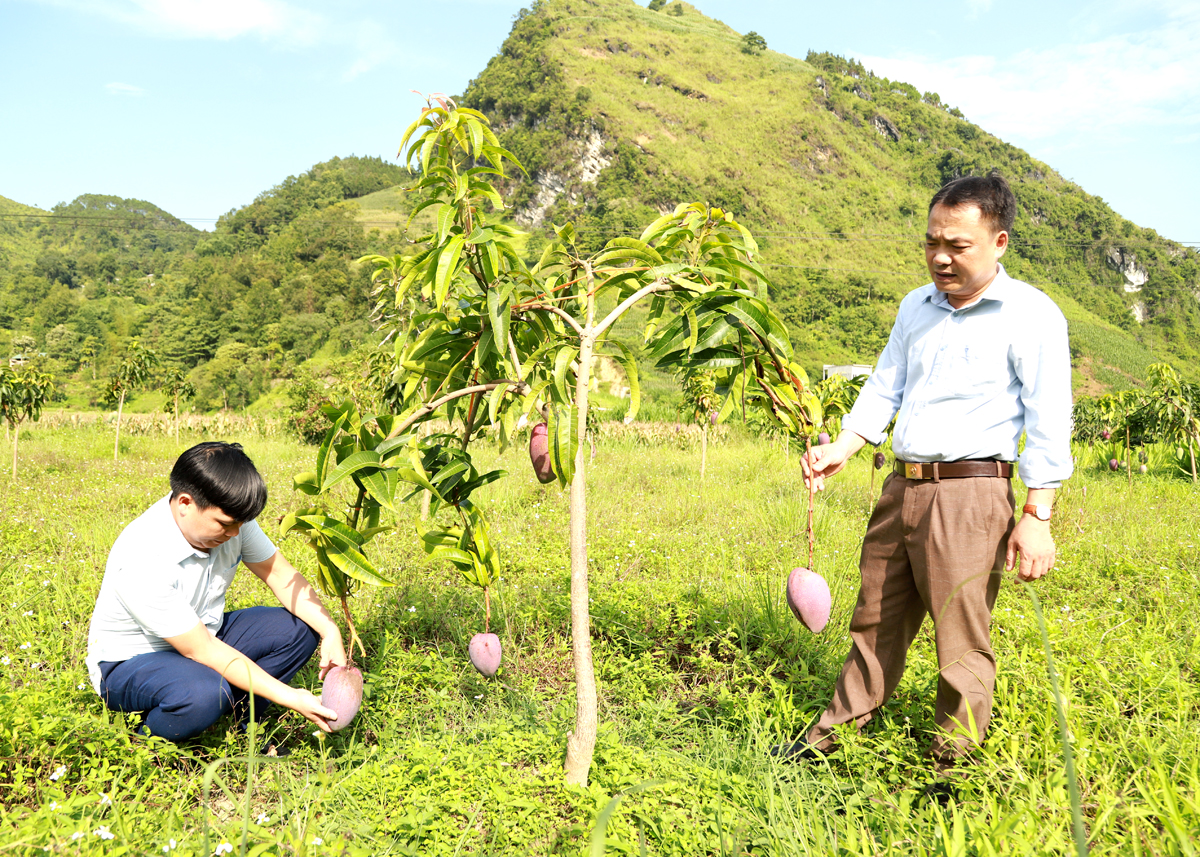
top-left (807, 472), bottom-right (1015, 758)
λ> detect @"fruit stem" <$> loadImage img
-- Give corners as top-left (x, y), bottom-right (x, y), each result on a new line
top-left (340, 595), bottom-right (365, 666)
top-left (484, 585), bottom-right (491, 634)
top-left (804, 434), bottom-right (815, 570)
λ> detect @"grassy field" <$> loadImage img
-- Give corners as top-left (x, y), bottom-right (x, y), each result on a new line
top-left (1, 423), bottom-right (1198, 855)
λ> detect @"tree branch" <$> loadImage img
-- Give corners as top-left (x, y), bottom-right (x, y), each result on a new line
top-left (593, 278), bottom-right (671, 338)
top-left (385, 380), bottom-right (527, 440)
top-left (516, 303), bottom-right (585, 337)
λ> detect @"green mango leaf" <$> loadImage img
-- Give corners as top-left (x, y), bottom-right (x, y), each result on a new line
top-left (321, 450), bottom-right (384, 492)
top-left (358, 468), bottom-right (399, 514)
top-left (547, 402), bottom-right (577, 487)
top-left (434, 235), bottom-right (465, 309)
top-left (323, 541), bottom-right (393, 587)
top-left (552, 345), bottom-right (578, 406)
top-left (604, 339), bottom-right (641, 424)
top-left (295, 515), bottom-right (368, 548)
top-left (293, 471), bottom-right (321, 496)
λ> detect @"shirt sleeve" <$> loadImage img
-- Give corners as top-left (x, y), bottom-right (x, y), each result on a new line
top-left (110, 564), bottom-right (202, 640)
top-left (1014, 304), bottom-right (1075, 488)
top-left (238, 519), bottom-right (278, 564)
top-left (841, 300), bottom-right (909, 445)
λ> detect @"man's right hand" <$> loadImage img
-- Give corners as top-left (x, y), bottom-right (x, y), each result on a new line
top-left (287, 688), bottom-right (339, 732)
top-left (801, 432), bottom-right (868, 491)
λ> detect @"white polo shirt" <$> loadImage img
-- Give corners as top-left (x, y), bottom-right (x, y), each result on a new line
top-left (85, 494), bottom-right (277, 693)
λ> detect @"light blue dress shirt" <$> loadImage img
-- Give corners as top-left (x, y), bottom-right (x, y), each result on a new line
top-left (842, 264), bottom-right (1074, 489)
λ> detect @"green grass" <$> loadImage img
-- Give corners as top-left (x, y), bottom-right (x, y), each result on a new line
top-left (1, 425), bottom-right (1198, 854)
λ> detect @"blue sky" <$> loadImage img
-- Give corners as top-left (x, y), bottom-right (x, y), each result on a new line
top-left (2, 0), bottom-right (1197, 243)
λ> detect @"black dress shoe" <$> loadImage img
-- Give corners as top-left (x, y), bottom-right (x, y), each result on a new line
top-left (770, 738), bottom-right (832, 762)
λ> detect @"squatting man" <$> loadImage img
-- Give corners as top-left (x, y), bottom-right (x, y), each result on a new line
top-left (788, 173), bottom-right (1072, 766)
top-left (86, 442), bottom-right (347, 740)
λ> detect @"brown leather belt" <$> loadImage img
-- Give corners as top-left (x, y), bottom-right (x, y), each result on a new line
top-left (893, 459), bottom-right (1012, 480)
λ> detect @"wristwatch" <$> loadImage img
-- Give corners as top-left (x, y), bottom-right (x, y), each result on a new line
top-left (1022, 504), bottom-right (1052, 521)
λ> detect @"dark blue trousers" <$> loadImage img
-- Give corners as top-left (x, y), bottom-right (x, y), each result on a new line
top-left (98, 607), bottom-right (318, 741)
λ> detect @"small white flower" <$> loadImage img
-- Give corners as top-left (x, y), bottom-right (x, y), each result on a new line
top-left (22, 610), bottom-right (33, 617)
top-left (49, 801), bottom-right (59, 811)
top-left (99, 793), bottom-right (112, 806)
top-left (42, 580), bottom-right (49, 586)
top-left (255, 813), bottom-right (270, 825)
top-left (0, 657), bottom-right (8, 666)
top-left (474, 694), bottom-right (482, 699)
top-left (169, 839), bottom-right (177, 849)
top-left (49, 765), bottom-right (67, 781)
top-left (19, 643), bottom-right (30, 650)
top-left (313, 731), bottom-right (322, 738)
top-left (94, 826), bottom-right (114, 840)
top-left (311, 837), bottom-right (323, 846)
top-left (215, 843), bottom-right (233, 855)
top-left (78, 682), bottom-right (87, 690)
top-left (408, 606), bottom-right (416, 613)
top-left (72, 832), bottom-right (84, 841)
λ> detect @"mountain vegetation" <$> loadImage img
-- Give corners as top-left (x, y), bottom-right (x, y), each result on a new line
top-left (1, 0), bottom-right (1198, 421)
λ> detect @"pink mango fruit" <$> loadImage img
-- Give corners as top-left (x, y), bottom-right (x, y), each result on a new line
top-left (469, 632), bottom-right (502, 677)
top-left (529, 423), bottom-right (556, 484)
top-left (321, 665), bottom-right (363, 732)
top-left (786, 567), bottom-right (831, 633)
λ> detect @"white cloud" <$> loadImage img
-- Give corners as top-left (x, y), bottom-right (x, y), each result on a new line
top-left (856, 1), bottom-right (1200, 147)
top-left (32, 0), bottom-right (323, 45)
top-left (104, 81), bottom-right (144, 95)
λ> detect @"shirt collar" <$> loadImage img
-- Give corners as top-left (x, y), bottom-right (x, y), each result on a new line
top-left (926, 263), bottom-right (1012, 311)
top-left (158, 494), bottom-right (211, 562)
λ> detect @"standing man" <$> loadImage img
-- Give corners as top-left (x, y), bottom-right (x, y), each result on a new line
top-left (789, 173), bottom-right (1072, 765)
top-left (87, 441), bottom-right (346, 740)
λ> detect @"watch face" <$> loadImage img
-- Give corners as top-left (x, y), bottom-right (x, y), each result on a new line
top-left (1036, 505), bottom-right (1052, 521)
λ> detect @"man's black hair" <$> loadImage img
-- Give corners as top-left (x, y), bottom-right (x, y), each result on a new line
top-left (929, 171), bottom-right (1016, 235)
top-left (169, 442), bottom-right (267, 523)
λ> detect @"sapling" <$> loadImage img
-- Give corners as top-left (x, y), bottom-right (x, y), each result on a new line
top-left (364, 96), bottom-right (821, 787)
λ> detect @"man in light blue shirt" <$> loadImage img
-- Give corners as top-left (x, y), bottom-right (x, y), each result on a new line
top-left (87, 442), bottom-right (348, 740)
top-left (786, 173), bottom-right (1072, 766)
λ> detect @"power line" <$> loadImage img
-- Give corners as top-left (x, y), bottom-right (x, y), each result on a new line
top-left (3, 213), bottom-right (1195, 251)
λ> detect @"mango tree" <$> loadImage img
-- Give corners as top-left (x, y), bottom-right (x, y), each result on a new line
top-left (678, 370), bottom-right (718, 480)
top-left (0, 367), bottom-right (56, 477)
top-left (1144, 362), bottom-right (1200, 483)
top-left (107, 339), bottom-right (158, 460)
top-left (292, 97), bottom-right (821, 785)
top-left (162, 367), bottom-right (196, 446)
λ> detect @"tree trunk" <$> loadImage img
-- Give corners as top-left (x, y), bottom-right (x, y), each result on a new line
top-left (419, 421), bottom-right (432, 520)
top-left (1190, 440), bottom-right (1197, 485)
top-left (114, 390), bottom-right (125, 461)
top-left (174, 391), bottom-right (180, 446)
top-left (1126, 426), bottom-right (1132, 493)
top-left (700, 422), bottom-right (708, 481)
top-left (564, 274), bottom-right (598, 788)
top-left (11, 419), bottom-right (19, 477)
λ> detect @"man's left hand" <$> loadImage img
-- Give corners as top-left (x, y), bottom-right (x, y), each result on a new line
top-left (318, 632), bottom-right (348, 680)
top-left (1006, 515), bottom-right (1055, 582)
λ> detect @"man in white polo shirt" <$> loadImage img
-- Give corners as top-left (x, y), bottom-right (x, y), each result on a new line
top-left (87, 441), bottom-right (346, 740)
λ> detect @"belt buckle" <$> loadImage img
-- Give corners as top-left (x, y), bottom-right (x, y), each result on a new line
top-left (905, 462), bottom-right (923, 479)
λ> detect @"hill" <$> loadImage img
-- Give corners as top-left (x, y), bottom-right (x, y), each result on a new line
top-left (460, 0), bottom-right (1200, 384)
top-left (1, 1), bottom-right (1198, 417)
